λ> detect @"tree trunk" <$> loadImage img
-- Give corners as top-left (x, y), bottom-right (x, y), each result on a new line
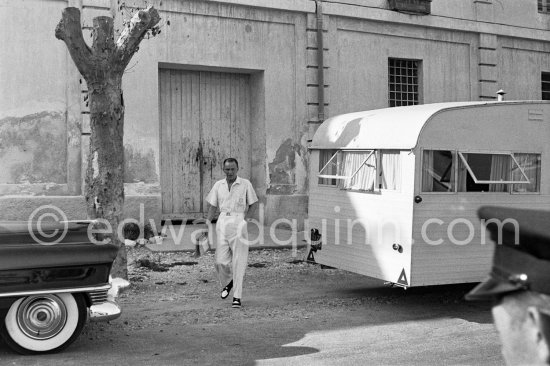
top-left (56, 6), bottom-right (160, 278)
top-left (86, 74), bottom-right (126, 278)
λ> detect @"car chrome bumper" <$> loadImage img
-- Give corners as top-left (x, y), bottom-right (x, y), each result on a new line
top-left (89, 300), bottom-right (122, 322)
top-left (89, 277), bottom-right (128, 322)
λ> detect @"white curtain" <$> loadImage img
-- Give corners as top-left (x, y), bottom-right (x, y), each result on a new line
top-left (381, 150), bottom-right (401, 191)
top-left (489, 155), bottom-right (509, 192)
top-left (513, 153), bottom-right (540, 193)
top-left (339, 152), bottom-right (376, 191)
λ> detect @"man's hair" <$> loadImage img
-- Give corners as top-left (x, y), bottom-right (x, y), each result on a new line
top-left (223, 158), bottom-right (239, 168)
top-left (502, 291), bottom-right (550, 329)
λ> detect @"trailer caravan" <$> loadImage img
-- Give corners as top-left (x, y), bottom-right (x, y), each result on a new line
top-left (307, 101), bottom-right (550, 287)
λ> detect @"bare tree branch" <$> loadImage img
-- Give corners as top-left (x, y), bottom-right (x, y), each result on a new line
top-left (92, 16), bottom-right (116, 61)
top-left (115, 6), bottom-right (161, 70)
top-left (55, 7), bottom-right (93, 78)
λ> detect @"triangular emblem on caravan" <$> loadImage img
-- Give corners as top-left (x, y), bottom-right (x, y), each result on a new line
top-left (397, 268), bottom-right (409, 286)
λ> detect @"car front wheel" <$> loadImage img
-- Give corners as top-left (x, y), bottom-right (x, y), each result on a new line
top-left (0, 293), bottom-right (87, 354)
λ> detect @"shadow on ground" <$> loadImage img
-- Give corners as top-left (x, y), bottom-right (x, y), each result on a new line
top-left (0, 258), bottom-right (498, 365)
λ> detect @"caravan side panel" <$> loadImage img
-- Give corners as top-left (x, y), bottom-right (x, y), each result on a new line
top-left (411, 103), bottom-right (550, 286)
top-left (308, 151), bottom-right (415, 286)
top-left (410, 195), bottom-right (550, 286)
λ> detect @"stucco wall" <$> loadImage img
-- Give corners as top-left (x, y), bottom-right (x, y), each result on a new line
top-left (0, 0), bottom-right (81, 197)
top-left (1, 0), bottom-right (550, 228)
top-left (118, 0), bottom-right (311, 226)
top-left (0, 195), bottom-right (161, 225)
top-left (328, 19), bottom-right (476, 115)
top-left (122, 0), bottom-right (308, 195)
top-left (499, 37), bottom-right (550, 100)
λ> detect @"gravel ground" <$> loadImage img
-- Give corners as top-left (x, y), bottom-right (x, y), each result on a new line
top-left (1, 246), bottom-right (502, 365)
top-left (114, 247), bottom-right (364, 326)
top-left (84, 246), bottom-right (482, 331)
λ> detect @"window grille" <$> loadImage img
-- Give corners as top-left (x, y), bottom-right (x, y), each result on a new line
top-left (538, 0), bottom-right (550, 13)
top-left (388, 58), bottom-right (421, 107)
top-left (388, 0), bottom-right (431, 15)
top-left (542, 72), bottom-right (550, 100)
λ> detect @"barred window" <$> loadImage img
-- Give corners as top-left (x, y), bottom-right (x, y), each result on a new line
top-left (388, 58), bottom-right (422, 107)
top-left (542, 72), bottom-right (550, 100)
top-left (539, 0), bottom-right (550, 13)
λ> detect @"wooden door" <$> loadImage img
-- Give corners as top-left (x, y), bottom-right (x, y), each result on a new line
top-left (159, 69), bottom-right (251, 220)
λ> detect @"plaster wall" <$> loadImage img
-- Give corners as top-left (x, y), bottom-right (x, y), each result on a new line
top-left (0, 0), bottom-right (81, 197)
top-left (2, 0), bottom-right (550, 228)
top-left (499, 37), bottom-right (550, 100)
top-left (329, 19), bottom-right (475, 116)
top-left (324, 0), bottom-right (550, 39)
top-left (120, 0), bottom-right (309, 225)
top-left (0, 195), bottom-right (161, 228)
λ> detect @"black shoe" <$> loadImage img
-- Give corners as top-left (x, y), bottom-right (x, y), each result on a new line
top-left (221, 280), bottom-right (233, 299)
top-left (232, 297), bottom-right (241, 308)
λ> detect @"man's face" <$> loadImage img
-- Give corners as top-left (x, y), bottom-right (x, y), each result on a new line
top-left (223, 161), bottom-right (239, 180)
top-left (492, 297), bottom-right (539, 366)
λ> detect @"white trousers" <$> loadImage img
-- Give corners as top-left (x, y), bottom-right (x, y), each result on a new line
top-left (215, 214), bottom-right (249, 299)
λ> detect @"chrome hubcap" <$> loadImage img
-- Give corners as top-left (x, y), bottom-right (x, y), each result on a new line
top-left (16, 295), bottom-right (68, 340)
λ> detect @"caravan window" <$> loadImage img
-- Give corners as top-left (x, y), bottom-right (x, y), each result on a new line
top-left (422, 150), bottom-right (455, 192)
top-left (421, 150), bottom-right (541, 193)
top-left (457, 152), bottom-right (534, 193)
top-left (318, 150), bottom-right (338, 186)
top-left (318, 150), bottom-right (376, 190)
top-left (339, 151), bottom-right (377, 190)
top-left (318, 150), bottom-right (402, 191)
top-left (380, 150), bottom-right (402, 191)
top-left (512, 153), bottom-right (541, 193)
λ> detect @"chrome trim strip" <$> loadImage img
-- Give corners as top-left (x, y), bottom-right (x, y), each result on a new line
top-left (0, 284), bottom-right (111, 298)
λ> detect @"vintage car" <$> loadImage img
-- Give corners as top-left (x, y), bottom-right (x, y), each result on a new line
top-left (0, 221), bottom-right (125, 354)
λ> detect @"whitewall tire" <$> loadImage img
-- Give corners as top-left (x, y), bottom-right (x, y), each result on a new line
top-left (1, 293), bottom-right (87, 354)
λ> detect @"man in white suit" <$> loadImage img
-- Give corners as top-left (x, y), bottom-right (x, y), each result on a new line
top-left (205, 158), bottom-right (258, 308)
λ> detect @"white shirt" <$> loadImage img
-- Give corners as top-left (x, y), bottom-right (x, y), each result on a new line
top-left (206, 176), bottom-right (258, 214)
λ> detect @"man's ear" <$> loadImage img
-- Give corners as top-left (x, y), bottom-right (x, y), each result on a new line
top-left (527, 306), bottom-right (550, 363)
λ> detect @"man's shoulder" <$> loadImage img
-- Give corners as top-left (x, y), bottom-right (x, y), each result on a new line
top-left (209, 179), bottom-right (225, 191)
top-left (214, 178), bottom-right (226, 186)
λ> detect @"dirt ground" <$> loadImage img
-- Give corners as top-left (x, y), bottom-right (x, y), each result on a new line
top-left (0, 247), bottom-right (503, 365)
